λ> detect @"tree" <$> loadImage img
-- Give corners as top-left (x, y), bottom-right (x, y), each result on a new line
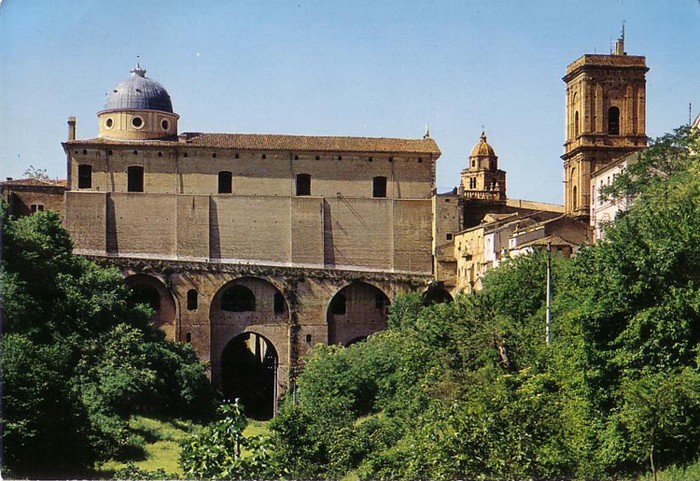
top-left (179, 401), bottom-right (280, 479)
top-left (1, 209), bottom-right (214, 477)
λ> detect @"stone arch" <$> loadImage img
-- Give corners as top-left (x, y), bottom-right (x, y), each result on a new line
top-left (326, 281), bottom-right (390, 345)
top-left (209, 276), bottom-right (290, 414)
top-left (220, 332), bottom-right (278, 420)
top-left (210, 277), bottom-right (290, 325)
top-left (125, 274), bottom-right (176, 340)
top-left (422, 283), bottom-right (453, 305)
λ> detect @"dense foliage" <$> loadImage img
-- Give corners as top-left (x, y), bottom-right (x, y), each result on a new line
top-left (0, 211), bottom-right (214, 478)
top-left (179, 401), bottom-right (281, 479)
top-left (269, 126), bottom-right (700, 480)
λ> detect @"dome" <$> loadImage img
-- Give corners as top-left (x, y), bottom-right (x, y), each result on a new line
top-left (103, 65), bottom-right (173, 113)
top-left (470, 131), bottom-right (496, 158)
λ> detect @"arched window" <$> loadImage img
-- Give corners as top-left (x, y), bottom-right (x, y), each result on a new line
top-left (572, 186), bottom-right (578, 210)
top-left (330, 293), bottom-right (346, 315)
top-left (221, 285), bottom-right (256, 312)
top-left (274, 292), bottom-right (285, 315)
top-left (373, 176), bottom-right (387, 198)
top-left (608, 106), bottom-right (620, 135)
top-left (574, 111), bottom-right (580, 138)
top-left (127, 166), bottom-right (144, 192)
top-left (187, 289), bottom-right (198, 310)
top-left (296, 174), bottom-right (311, 196)
top-left (218, 171), bottom-right (232, 194)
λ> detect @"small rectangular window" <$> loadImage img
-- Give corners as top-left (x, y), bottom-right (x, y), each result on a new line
top-left (218, 171), bottom-right (232, 194)
top-left (187, 289), bottom-right (198, 310)
top-left (127, 166), bottom-right (144, 192)
top-left (373, 176), bottom-right (387, 198)
top-left (446, 233), bottom-right (453, 241)
top-left (78, 164), bottom-right (92, 189)
top-left (296, 174), bottom-right (311, 196)
top-left (30, 204), bottom-right (44, 213)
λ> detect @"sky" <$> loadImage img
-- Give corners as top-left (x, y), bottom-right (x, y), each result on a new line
top-left (1, 0), bottom-right (699, 204)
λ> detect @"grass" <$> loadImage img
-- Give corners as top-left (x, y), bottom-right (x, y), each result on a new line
top-left (93, 415), bottom-right (271, 478)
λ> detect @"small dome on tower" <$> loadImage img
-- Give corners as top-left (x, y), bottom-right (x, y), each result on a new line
top-left (470, 131), bottom-right (496, 158)
top-left (103, 64), bottom-right (174, 113)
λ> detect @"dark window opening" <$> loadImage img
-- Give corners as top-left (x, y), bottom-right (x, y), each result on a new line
top-left (107, 150), bottom-right (113, 155)
top-left (127, 166), bottom-right (144, 192)
top-left (158, 152), bottom-right (163, 157)
top-left (294, 155), bottom-right (299, 160)
top-left (82, 149), bottom-right (87, 155)
top-left (375, 294), bottom-right (386, 310)
top-left (330, 294), bottom-right (346, 315)
top-left (78, 164), bottom-right (92, 189)
top-left (133, 150), bottom-right (138, 155)
top-left (368, 157), bottom-right (373, 162)
top-left (131, 284), bottom-right (160, 312)
top-left (183, 152), bottom-right (188, 158)
top-left (337, 156), bottom-right (342, 160)
top-left (262, 154), bottom-right (267, 159)
top-left (235, 153), bottom-right (240, 159)
top-left (30, 204), bottom-right (45, 213)
top-left (274, 292), bottom-right (285, 315)
top-left (305, 334), bottom-right (312, 345)
top-left (373, 176), bottom-right (387, 198)
top-left (212, 153), bottom-right (217, 158)
top-left (132, 117), bottom-right (143, 128)
top-left (222, 285), bottom-right (256, 312)
top-left (608, 106), bottom-right (620, 135)
top-left (574, 111), bottom-right (580, 137)
top-left (315, 156), bottom-right (320, 160)
top-left (296, 173), bottom-right (311, 196)
top-left (446, 233), bottom-right (453, 241)
top-left (218, 171), bottom-right (233, 194)
top-left (186, 332), bottom-right (192, 343)
top-left (187, 289), bottom-right (198, 310)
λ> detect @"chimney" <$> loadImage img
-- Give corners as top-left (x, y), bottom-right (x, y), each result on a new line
top-left (67, 116), bottom-right (76, 141)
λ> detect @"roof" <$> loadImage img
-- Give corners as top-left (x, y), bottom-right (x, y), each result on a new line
top-left (102, 65), bottom-right (174, 113)
top-left (65, 132), bottom-right (442, 156)
top-left (1, 178), bottom-right (67, 188)
top-left (469, 131), bottom-right (496, 158)
top-left (515, 234), bottom-right (577, 250)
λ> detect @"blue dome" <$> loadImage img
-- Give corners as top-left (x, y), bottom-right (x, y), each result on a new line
top-left (104, 65), bottom-right (173, 113)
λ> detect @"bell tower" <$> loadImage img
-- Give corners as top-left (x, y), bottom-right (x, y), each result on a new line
top-left (562, 31), bottom-right (648, 218)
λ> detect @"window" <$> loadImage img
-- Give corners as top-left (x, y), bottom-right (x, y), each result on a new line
top-left (296, 174), bottom-right (311, 196)
top-left (572, 186), bottom-right (578, 210)
top-left (574, 111), bottom-right (580, 137)
top-left (186, 332), bottom-right (192, 343)
top-left (30, 204), bottom-right (45, 213)
top-left (161, 119), bottom-right (169, 130)
top-left (78, 164), bottom-right (92, 189)
top-left (446, 233), bottom-right (453, 241)
top-left (274, 292), bottom-right (285, 315)
top-left (373, 176), bottom-right (387, 198)
top-left (608, 106), bottom-right (620, 135)
top-left (131, 116), bottom-right (143, 128)
top-left (105, 118), bottom-right (113, 129)
top-left (187, 289), bottom-right (198, 310)
top-left (305, 334), bottom-right (312, 345)
top-left (127, 166), bottom-right (144, 192)
top-left (218, 171), bottom-right (232, 194)
top-left (221, 285), bottom-right (256, 312)
top-left (330, 294), bottom-right (346, 315)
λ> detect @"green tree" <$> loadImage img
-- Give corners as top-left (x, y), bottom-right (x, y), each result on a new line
top-left (1, 209), bottom-right (214, 477)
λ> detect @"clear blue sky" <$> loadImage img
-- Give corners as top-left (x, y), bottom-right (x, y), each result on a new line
top-left (1, 0), bottom-right (699, 204)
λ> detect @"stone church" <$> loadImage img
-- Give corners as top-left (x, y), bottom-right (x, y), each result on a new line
top-left (1, 32), bottom-right (645, 419)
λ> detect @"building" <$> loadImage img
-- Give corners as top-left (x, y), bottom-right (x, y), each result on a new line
top-left (0, 177), bottom-right (67, 218)
top-left (589, 151), bottom-right (637, 241)
top-left (562, 33), bottom-right (648, 220)
top-left (62, 64), bottom-right (442, 418)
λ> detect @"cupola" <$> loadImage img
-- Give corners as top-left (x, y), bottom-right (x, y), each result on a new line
top-left (97, 64), bottom-right (179, 140)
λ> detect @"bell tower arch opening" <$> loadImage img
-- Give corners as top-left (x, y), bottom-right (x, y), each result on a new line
top-left (221, 332), bottom-right (278, 420)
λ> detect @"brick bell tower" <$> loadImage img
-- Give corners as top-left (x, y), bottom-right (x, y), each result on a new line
top-left (562, 30), bottom-right (648, 219)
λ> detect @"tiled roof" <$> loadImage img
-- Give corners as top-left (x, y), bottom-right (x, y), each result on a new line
top-left (1, 178), bottom-right (67, 187)
top-left (65, 132), bottom-right (441, 155)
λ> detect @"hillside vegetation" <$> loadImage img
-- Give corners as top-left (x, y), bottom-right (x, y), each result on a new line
top-left (268, 126), bottom-right (700, 481)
